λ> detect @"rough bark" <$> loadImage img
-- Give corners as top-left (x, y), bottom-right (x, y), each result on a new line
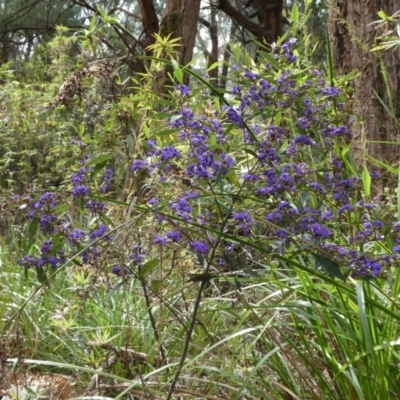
top-left (259, 0), bottom-right (283, 43)
top-left (217, 0), bottom-right (270, 41)
top-left (328, 0), bottom-right (400, 186)
top-left (217, 0), bottom-right (283, 43)
top-left (137, 0), bottom-right (159, 54)
top-left (160, 0), bottom-right (201, 67)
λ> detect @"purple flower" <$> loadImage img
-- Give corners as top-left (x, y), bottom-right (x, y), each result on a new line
top-left (112, 265), bottom-right (128, 276)
top-left (72, 185), bottom-right (89, 199)
top-left (226, 107), bottom-right (243, 126)
top-left (338, 204), bottom-right (353, 214)
top-left (154, 235), bottom-right (169, 246)
top-left (266, 211), bottom-right (283, 224)
top-left (40, 240), bottom-right (53, 254)
top-left (191, 240), bottom-right (209, 255)
top-left (130, 245), bottom-right (145, 265)
top-left (131, 160), bottom-right (148, 172)
top-left (82, 247), bottom-right (100, 264)
top-left (71, 168), bottom-right (87, 187)
top-left (309, 182), bottom-right (324, 193)
top-left (85, 200), bottom-right (105, 212)
top-left (232, 85), bottom-right (242, 94)
top-left (69, 228), bottom-right (86, 241)
top-left (233, 211), bottom-right (252, 223)
top-left (373, 220), bottom-right (384, 230)
top-left (18, 255), bottom-right (38, 267)
top-left (32, 192), bottom-right (57, 213)
top-left (321, 210), bottom-right (334, 221)
top-left (166, 231), bottom-right (182, 242)
top-left (99, 168), bottom-right (114, 193)
top-left (89, 224), bottom-right (108, 239)
top-left (311, 223), bottom-right (331, 239)
top-left (320, 86), bottom-right (340, 98)
top-left (393, 222), bottom-right (400, 232)
top-left (39, 215), bottom-right (57, 233)
top-left (370, 170), bottom-right (381, 179)
top-left (159, 146), bottom-right (181, 161)
top-left (293, 135), bottom-right (316, 146)
top-left (177, 84), bottom-right (190, 95)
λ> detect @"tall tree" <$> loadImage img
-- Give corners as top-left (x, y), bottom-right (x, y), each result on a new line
top-left (328, 0), bottom-right (400, 184)
top-left (217, 0), bottom-right (284, 43)
top-left (0, 0), bottom-right (80, 63)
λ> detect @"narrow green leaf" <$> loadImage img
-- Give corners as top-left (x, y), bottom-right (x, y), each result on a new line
top-left (171, 58), bottom-right (179, 71)
top-left (105, 282), bottom-right (124, 299)
top-left (362, 166), bottom-right (371, 198)
top-left (53, 204), bottom-right (70, 214)
top-left (398, 165), bottom-right (400, 220)
top-left (139, 259), bottom-right (159, 277)
top-left (313, 253), bottom-right (345, 281)
top-left (356, 282), bottom-right (376, 360)
top-left (35, 267), bottom-right (48, 285)
top-left (258, 51), bottom-right (279, 68)
top-left (28, 217), bottom-right (39, 246)
top-left (151, 279), bottom-right (163, 294)
top-left (173, 67), bottom-right (183, 83)
top-left (291, 3), bottom-right (299, 24)
top-left (154, 128), bottom-right (178, 137)
top-left (377, 10), bottom-right (388, 19)
top-left (127, 134), bottom-right (135, 154)
top-left (88, 154), bottom-right (113, 166)
top-left (207, 61), bottom-right (221, 71)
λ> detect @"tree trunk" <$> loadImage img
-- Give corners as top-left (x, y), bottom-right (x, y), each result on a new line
top-left (160, 0), bottom-right (201, 67)
top-left (137, 0), bottom-right (159, 54)
top-left (198, 3), bottom-right (219, 87)
top-left (328, 0), bottom-right (400, 187)
top-left (259, 0), bottom-right (283, 43)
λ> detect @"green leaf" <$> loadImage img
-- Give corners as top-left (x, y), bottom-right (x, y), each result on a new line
top-left (139, 259), bottom-right (159, 278)
top-left (339, 69), bottom-right (359, 83)
top-left (207, 61), bottom-right (221, 72)
top-left (291, 3), bottom-right (299, 24)
top-left (243, 148), bottom-right (258, 158)
top-left (36, 267), bottom-right (48, 285)
top-left (171, 58), bottom-right (179, 71)
top-left (155, 128), bottom-right (179, 137)
top-left (356, 282), bottom-right (376, 360)
top-left (173, 67), bottom-right (183, 83)
top-left (28, 217), bottom-right (39, 247)
top-left (226, 170), bottom-right (240, 187)
top-left (151, 279), bottom-right (163, 294)
top-left (258, 51), bottom-right (279, 68)
top-left (88, 154), bottom-right (113, 167)
top-left (377, 10), bottom-right (388, 20)
top-left (53, 204), bottom-right (70, 214)
top-left (362, 166), bottom-right (371, 198)
top-left (208, 133), bottom-right (217, 148)
top-left (234, 277), bottom-right (242, 291)
top-left (127, 134), bottom-right (135, 154)
top-left (313, 253), bottom-right (345, 281)
top-left (105, 282), bottom-right (124, 299)
top-left (188, 273), bottom-right (214, 282)
top-left (196, 252), bottom-right (205, 267)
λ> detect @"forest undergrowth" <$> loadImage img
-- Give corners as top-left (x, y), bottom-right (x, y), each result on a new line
top-left (1, 6), bottom-right (400, 400)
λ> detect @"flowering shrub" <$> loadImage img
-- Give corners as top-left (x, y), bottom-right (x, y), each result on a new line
top-left (18, 38), bottom-right (400, 282)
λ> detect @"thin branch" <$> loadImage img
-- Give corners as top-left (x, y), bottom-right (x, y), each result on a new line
top-left (217, 0), bottom-right (270, 41)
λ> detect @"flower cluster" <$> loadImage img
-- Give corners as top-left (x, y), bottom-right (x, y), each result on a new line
top-left (123, 40), bottom-right (399, 279)
top-left (18, 39), bottom-right (400, 281)
top-left (18, 142), bottom-right (119, 273)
